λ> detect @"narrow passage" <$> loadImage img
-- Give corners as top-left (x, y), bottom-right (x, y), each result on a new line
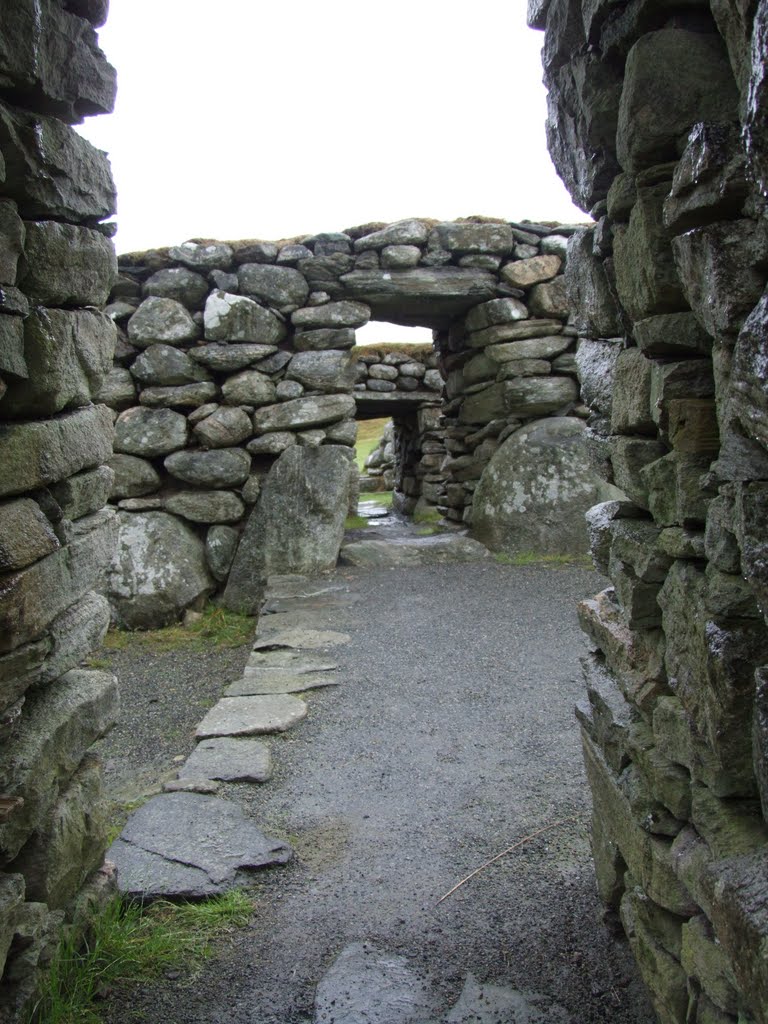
top-left (101, 523), bottom-right (655, 1024)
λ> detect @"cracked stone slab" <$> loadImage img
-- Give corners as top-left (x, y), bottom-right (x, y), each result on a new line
top-left (245, 649), bottom-right (339, 673)
top-left (265, 574), bottom-right (345, 600)
top-left (313, 942), bottom-right (441, 1024)
top-left (195, 694), bottom-right (308, 737)
top-left (252, 627), bottom-right (351, 650)
top-left (226, 672), bottom-right (339, 696)
top-left (179, 737), bottom-right (273, 783)
top-left (109, 791), bottom-right (291, 899)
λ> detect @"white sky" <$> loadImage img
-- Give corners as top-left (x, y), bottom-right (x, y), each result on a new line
top-left (77, 0), bottom-right (586, 343)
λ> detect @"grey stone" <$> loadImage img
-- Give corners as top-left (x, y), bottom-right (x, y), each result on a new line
top-left (293, 328), bottom-right (357, 351)
top-left (466, 319), bottom-right (564, 348)
top-left (366, 379), bottom-right (396, 392)
top-left (167, 242), bottom-right (234, 270)
top-left (113, 407), bottom-right (188, 457)
top-left (193, 406), bottom-right (253, 449)
top-left (610, 348), bottom-right (654, 435)
top-left (108, 454), bottom-right (161, 499)
top-left (19, 221), bottom-right (115, 306)
top-left (502, 375), bottom-right (579, 416)
top-left (465, 298), bottom-right (529, 332)
top-left (0, 102), bottom-right (115, 222)
top-left (187, 343), bottom-right (277, 372)
top-left (287, 350), bottom-right (357, 392)
top-left (109, 792), bottom-right (290, 899)
top-left (247, 432), bottom-right (297, 456)
top-left (575, 339), bottom-right (621, 422)
top-left (486, 334), bottom-right (570, 363)
top-left (433, 221), bottom-right (515, 255)
top-left (381, 245), bottom-right (421, 269)
top-left (179, 737), bottom-right (272, 783)
top-left (234, 241), bottom-right (279, 264)
top-left (2, 307), bottom-right (115, 419)
top-left (222, 447), bottom-right (353, 612)
top-left (292, 300), bottom-right (371, 330)
top-left (225, 672), bottom-right (338, 696)
top-left (473, 418), bottom-right (620, 555)
top-left (203, 290), bottom-right (286, 344)
top-left (633, 312), bottom-right (712, 357)
top-left (163, 490), bottom-right (245, 524)
top-left (106, 511), bottom-right (213, 629)
top-left (0, 200), bottom-right (24, 285)
top-left (0, 497), bottom-right (59, 572)
top-left (566, 229), bottom-right (621, 337)
top-left (253, 394), bottom-right (356, 433)
top-left (501, 254), bottom-right (562, 289)
top-left (127, 297), bottom-right (199, 348)
top-left (35, 591), bottom-right (110, 687)
top-left (527, 276), bottom-right (569, 319)
top-left (237, 264), bottom-right (309, 311)
top-left (342, 535), bottom-right (491, 568)
top-left (139, 382), bottom-right (218, 408)
top-left (221, 370), bottom-right (276, 407)
top-left (144, 268), bottom-right (209, 309)
top-left (0, 404), bottom-right (113, 498)
top-left (95, 366), bottom-right (136, 409)
top-left (276, 379), bottom-right (304, 401)
top-left (164, 448), bottom-right (251, 488)
top-left (616, 30), bottom-right (739, 173)
top-left (195, 695), bottom-right (308, 737)
top-left (277, 243), bottom-right (313, 264)
top-left (0, 314), bottom-right (25, 379)
top-left (445, 974), bottom-right (570, 1024)
top-left (252, 626), bottom-right (351, 650)
top-left (48, 464), bottom-right (113, 520)
top-left (352, 220), bottom-right (429, 251)
top-left (339, 268), bottom-right (497, 328)
top-left (245, 648), bottom-right (339, 672)
top-left (131, 343), bottom-right (211, 387)
top-left (205, 525), bottom-right (239, 582)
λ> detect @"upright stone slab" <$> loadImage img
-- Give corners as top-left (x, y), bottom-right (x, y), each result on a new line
top-left (222, 446), bottom-right (353, 613)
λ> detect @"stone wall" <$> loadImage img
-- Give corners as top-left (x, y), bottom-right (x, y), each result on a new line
top-left (534, 2), bottom-right (768, 1022)
top-left (0, 2), bottom-right (119, 1018)
top-left (101, 218), bottom-right (610, 624)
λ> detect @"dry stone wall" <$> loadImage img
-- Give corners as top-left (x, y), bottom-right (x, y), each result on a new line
top-left (0, 2), bottom-right (119, 1018)
top-left (101, 217), bottom-right (609, 624)
top-left (534, 1), bottom-right (768, 1022)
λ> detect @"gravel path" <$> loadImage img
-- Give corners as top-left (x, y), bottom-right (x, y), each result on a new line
top-left (97, 552), bottom-right (654, 1024)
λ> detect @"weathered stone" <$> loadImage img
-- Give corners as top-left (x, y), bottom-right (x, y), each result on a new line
top-left (0, 669), bottom-right (118, 862)
top-left (473, 418), bottom-right (617, 555)
top-left (237, 264), bottom-right (309, 311)
top-left (277, 243), bottom-right (313, 264)
top-left (501, 254), bottom-right (562, 289)
top-left (196, 694), bottom-right (307, 738)
top-left (130, 344), bottom-right (210, 388)
top-left (127, 297), bottom-right (199, 348)
top-left (188, 343), bottom-right (278, 372)
top-left (0, 102), bottom-right (115, 222)
top-left (205, 525), bottom-right (239, 583)
top-left (339, 269), bottom-right (496, 328)
top-left (222, 446), bottom-right (353, 612)
top-left (616, 30), bottom-right (739, 172)
top-left (94, 366), bottom-right (136, 409)
top-left (620, 887), bottom-right (689, 1024)
top-left (353, 220), bottom-right (428, 251)
top-left (664, 123), bottom-right (749, 234)
top-left (291, 301), bottom-right (370, 330)
top-left (732, 287), bottom-right (768, 451)
top-left (502, 375), bottom-right (578, 416)
top-left (342, 535), bottom-right (490, 568)
top-left (0, 200), bottom-right (24, 285)
top-left (246, 432), bottom-right (296, 456)
top-left (466, 319), bottom-right (563, 348)
top-left (566, 229), bottom-right (621, 337)
top-left (234, 241), bottom-right (279, 265)
top-left (164, 448), bottom-right (250, 488)
top-left (0, 498), bottom-right (59, 573)
top-left (144, 267), bottom-right (209, 309)
top-left (193, 406), bottom-right (253, 449)
top-left (179, 737), bottom-right (271, 783)
top-left (163, 490), bottom-right (245, 524)
top-left (19, 221), bottom-right (115, 307)
top-left (585, 499), bottom-right (646, 575)
top-left (0, 404), bottom-right (113, 498)
top-left (609, 348), bottom-right (654, 435)
top-left (465, 298), bottom-right (529, 333)
top-left (108, 453), bottom-right (161, 499)
top-left (203, 290), bottom-right (285, 345)
top-left (381, 245), bottom-right (421, 269)
top-left (610, 437), bottom-right (667, 509)
top-left (49, 465), bottom-right (113, 520)
top-left (642, 451), bottom-right (712, 527)
top-left (221, 370), bottom-right (276, 407)
top-left (432, 222), bottom-right (514, 255)
top-left (633, 312), bottom-right (712, 357)
top-left (36, 591), bottom-right (111, 687)
top-left (167, 242), bottom-right (234, 271)
top-left (139, 382), bottom-right (218, 408)
top-left (113, 407), bottom-right (187, 458)
top-left (286, 350), bottom-right (357, 393)
top-left (0, 314), bottom-right (26, 381)
top-left (293, 328), bottom-right (356, 351)
top-left (734, 482), bottom-right (768, 616)
top-left (253, 394), bottom-right (355, 433)
top-left (252, 627), bottom-right (351, 651)
top-left (324, 419), bottom-right (357, 446)
top-left (106, 510), bottom-right (213, 629)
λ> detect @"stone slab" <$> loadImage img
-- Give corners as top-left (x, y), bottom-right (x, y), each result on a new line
top-left (340, 535), bottom-right (491, 568)
top-left (226, 672), bottom-right (339, 696)
top-left (252, 628), bottom-right (351, 650)
top-left (179, 737), bottom-right (272, 783)
top-left (195, 695), bottom-right (308, 738)
top-left (109, 792), bottom-right (291, 899)
top-left (245, 649), bottom-right (339, 673)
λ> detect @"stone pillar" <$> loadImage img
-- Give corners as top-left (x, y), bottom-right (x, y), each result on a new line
top-left (0, 2), bottom-right (119, 1017)
top-left (534, 2), bottom-right (768, 1022)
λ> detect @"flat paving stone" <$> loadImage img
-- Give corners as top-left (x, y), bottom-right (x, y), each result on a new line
top-left (444, 974), bottom-right (570, 1024)
top-left (341, 535), bottom-right (491, 568)
top-left (252, 627), bottom-right (351, 650)
top-left (109, 791), bottom-right (291, 899)
top-left (226, 672), bottom-right (339, 696)
top-left (195, 694), bottom-right (308, 737)
top-left (179, 737), bottom-right (273, 782)
top-left (245, 649), bottom-right (339, 673)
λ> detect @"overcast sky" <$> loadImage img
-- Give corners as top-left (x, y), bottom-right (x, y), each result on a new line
top-left (77, 0), bottom-right (585, 342)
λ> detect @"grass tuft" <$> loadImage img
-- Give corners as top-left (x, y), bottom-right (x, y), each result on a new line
top-left (103, 604), bottom-right (256, 653)
top-left (29, 891), bottom-right (255, 1024)
top-left (344, 514), bottom-right (369, 530)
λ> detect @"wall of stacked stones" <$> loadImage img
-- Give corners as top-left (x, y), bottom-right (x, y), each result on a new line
top-left (101, 216), bottom-right (594, 625)
top-left (533, 1), bottom-right (768, 1022)
top-left (0, 2), bottom-right (120, 1018)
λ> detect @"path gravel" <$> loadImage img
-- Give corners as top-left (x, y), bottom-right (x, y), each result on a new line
top-left (99, 550), bottom-right (655, 1024)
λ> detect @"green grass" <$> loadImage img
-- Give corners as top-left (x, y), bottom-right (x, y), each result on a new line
top-left (412, 507), bottom-right (443, 526)
top-left (354, 417), bottom-right (391, 471)
top-left (29, 891), bottom-right (255, 1023)
top-left (103, 603), bottom-right (256, 653)
top-left (344, 514), bottom-right (369, 530)
top-left (494, 551), bottom-right (593, 567)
